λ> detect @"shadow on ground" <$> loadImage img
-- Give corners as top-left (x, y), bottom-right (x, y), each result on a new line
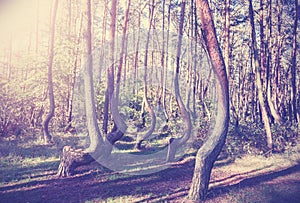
top-left (1, 160), bottom-right (300, 203)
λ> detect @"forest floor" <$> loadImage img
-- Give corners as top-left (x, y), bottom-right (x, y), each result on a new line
top-left (0, 133), bottom-right (300, 203)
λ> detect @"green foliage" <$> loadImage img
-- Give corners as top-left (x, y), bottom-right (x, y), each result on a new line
top-left (0, 0), bottom-right (298, 159)
top-left (0, 84), bottom-right (37, 137)
top-left (224, 122), bottom-right (298, 158)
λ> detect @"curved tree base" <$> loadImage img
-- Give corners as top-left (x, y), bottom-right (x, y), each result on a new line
top-left (106, 126), bottom-right (124, 145)
top-left (166, 137), bottom-right (179, 162)
top-left (135, 139), bottom-right (146, 150)
top-left (187, 150), bottom-right (215, 201)
top-left (56, 127), bottom-right (125, 177)
top-left (56, 146), bottom-right (95, 177)
top-left (166, 134), bottom-right (191, 162)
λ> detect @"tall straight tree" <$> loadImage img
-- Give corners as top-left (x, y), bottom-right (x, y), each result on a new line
top-left (188, 0), bottom-right (229, 200)
top-left (42, 0), bottom-right (59, 144)
top-left (106, 0), bottom-right (117, 128)
top-left (265, 0), bottom-right (282, 125)
top-left (162, 0), bottom-right (173, 122)
top-left (102, 0), bottom-right (117, 135)
top-left (101, 0), bottom-right (109, 134)
top-left (224, 0), bottom-right (230, 77)
top-left (65, 13), bottom-right (84, 132)
top-left (291, 0), bottom-right (299, 124)
top-left (101, 0), bottom-right (117, 137)
top-left (84, 0), bottom-right (102, 152)
top-left (248, 0), bottom-right (273, 149)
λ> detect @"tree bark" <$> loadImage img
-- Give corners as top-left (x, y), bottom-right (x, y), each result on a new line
top-left (42, 0), bottom-right (59, 144)
top-left (57, 0), bottom-right (105, 177)
top-left (161, 0), bottom-right (173, 122)
top-left (291, 0), bottom-right (299, 124)
top-left (224, 0), bottom-right (230, 78)
top-left (57, 146), bottom-right (94, 177)
top-left (65, 13), bottom-right (83, 132)
top-left (166, 0), bottom-right (192, 162)
top-left (249, 0), bottom-right (273, 149)
top-left (84, 0), bottom-right (102, 152)
top-left (108, 0), bottom-right (131, 143)
top-left (135, 0), bottom-right (157, 150)
top-left (187, 0), bottom-right (229, 200)
top-left (102, 0), bottom-right (109, 134)
top-left (266, 0), bottom-right (283, 125)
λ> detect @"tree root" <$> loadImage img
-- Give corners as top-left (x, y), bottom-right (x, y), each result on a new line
top-left (56, 146), bottom-right (94, 177)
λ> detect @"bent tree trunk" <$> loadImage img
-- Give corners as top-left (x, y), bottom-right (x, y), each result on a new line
top-left (166, 0), bottom-right (192, 162)
top-left (107, 0), bottom-right (132, 145)
top-left (187, 0), bottom-right (229, 201)
top-left (57, 0), bottom-right (103, 177)
top-left (42, 0), bottom-right (59, 144)
top-left (135, 0), bottom-right (157, 150)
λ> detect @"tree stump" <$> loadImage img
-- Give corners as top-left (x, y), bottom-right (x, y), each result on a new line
top-left (56, 146), bottom-right (94, 177)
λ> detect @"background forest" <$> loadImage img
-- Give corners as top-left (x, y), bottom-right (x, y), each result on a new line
top-left (0, 0), bottom-right (299, 202)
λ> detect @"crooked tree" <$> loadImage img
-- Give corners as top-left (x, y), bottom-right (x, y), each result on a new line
top-left (187, 0), bottom-right (229, 200)
top-left (106, 0), bottom-right (130, 145)
top-left (135, 0), bottom-right (157, 150)
top-left (42, 0), bottom-right (59, 144)
top-left (166, 0), bottom-right (192, 162)
top-left (56, 0), bottom-right (130, 177)
top-left (57, 0), bottom-right (103, 177)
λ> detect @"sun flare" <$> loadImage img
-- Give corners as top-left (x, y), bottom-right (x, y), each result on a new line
top-left (0, 0), bottom-right (52, 50)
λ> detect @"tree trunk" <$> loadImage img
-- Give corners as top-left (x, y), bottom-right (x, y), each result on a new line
top-left (192, 0), bottom-right (198, 121)
top-left (84, 0), bottom-right (102, 152)
top-left (161, 0), bottom-right (173, 122)
top-left (249, 0), bottom-right (273, 149)
top-left (65, 14), bottom-right (83, 132)
top-left (224, 0), bottom-right (230, 78)
top-left (57, 0), bottom-right (104, 177)
top-left (133, 1), bottom-right (142, 97)
top-left (159, 0), bottom-right (169, 122)
top-left (187, 0), bottom-right (229, 200)
top-left (102, 0), bottom-right (109, 134)
top-left (166, 0), bottom-right (192, 162)
top-left (108, 0), bottom-right (131, 142)
top-left (57, 146), bottom-right (94, 177)
top-left (291, 0), bottom-right (299, 124)
top-left (135, 0), bottom-right (157, 150)
top-left (265, 0), bottom-right (283, 125)
top-left (42, 0), bottom-right (59, 144)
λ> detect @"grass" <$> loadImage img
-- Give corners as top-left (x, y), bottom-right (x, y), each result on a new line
top-left (0, 134), bottom-right (60, 186)
top-left (0, 153), bottom-right (59, 185)
top-left (0, 131), bottom-right (299, 203)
